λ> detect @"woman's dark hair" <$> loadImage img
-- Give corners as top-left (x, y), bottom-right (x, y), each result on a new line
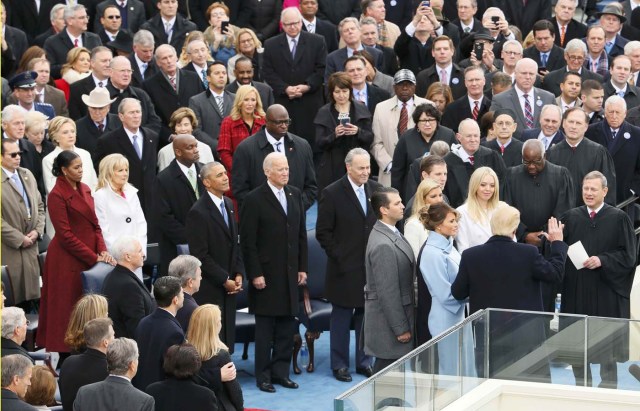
top-left (419, 201), bottom-right (458, 231)
top-left (479, 111), bottom-right (495, 138)
top-left (51, 150), bottom-right (80, 177)
top-left (412, 103), bottom-right (441, 125)
top-left (163, 343), bottom-right (202, 379)
top-left (327, 72), bottom-right (353, 104)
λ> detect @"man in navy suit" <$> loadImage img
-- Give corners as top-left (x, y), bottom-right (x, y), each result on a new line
top-left (170, 255), bottom-right (202, 332)
top-left (522, 20), bottom-right (566, 75)
top-left (542, 39), bottom-right (603, 98)
top-left (139, 0), bottom-right (197, 52)
top-left (299, 0), bottom-right (338, 53)
top-left (360, 17), bottom-right (398, 76)
top-left (597, 4), bottom-right (629, 59)
top-left (133, 276), bottom-right (185, 390)
top-left (8, 72), bottom-right (55, 120)
top-left (521, 105), bottom-right (565, 150)
top-left (344, 55), bottom-right (389, 116)
top-left (585, 95), bottom-right (640, 204)
top-left (129, 30), bottom-right (158, 88)
top-left (451, 0), bottom-right (483, 40)
top-left (602, 55), bottom-right (640, 109)
top-left (442, 66), bottom-right (491, 131)
top-left (549, 0), bottom-right (587, 49)
top-left (68, 46), bottom-right (114, 120)
top-left (95, 0), bottom-right (147, 34)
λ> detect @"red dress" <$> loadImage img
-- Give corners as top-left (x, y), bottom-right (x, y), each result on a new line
top-left (54, 79), bottom-right (71, 102)
top-left (37, 176), bottom-right (107, 352)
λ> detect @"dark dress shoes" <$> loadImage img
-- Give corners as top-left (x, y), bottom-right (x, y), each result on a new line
top-left (333, 368), bottom-right (353, 382)
top-left (356, 366), bottom-right (374, 378)
top-left (257, 382), bottom-right (276, 393)
top-left (272, 377), bottom-right (299, 389)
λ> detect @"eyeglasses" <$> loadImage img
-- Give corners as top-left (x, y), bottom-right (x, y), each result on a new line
top-left (105, 15), bottom-right (121, 19)
top-left (209, 12), bottom-right (227, 17)
top-left (522, 158), bottom-right (543, 166)
top-left (502, 50), bottom-right (521, 56)
top-left (239, 38), bottom-right (254, 44)
top-left (6, 151), bottom-right (22, 158)
top-left (282, 21), bottom-right (301, 28)
top-left (566, 55), bottom-right (585, 61)
top-left (417, 118), bottom-right (437, 124)
top-left (269, 118), bottom-right (292, 126)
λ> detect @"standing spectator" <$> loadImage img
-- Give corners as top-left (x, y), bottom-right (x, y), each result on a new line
top-left (73, 338), bottom-right (155, 411)
top-left (345, 55), bottom-right (390, 117)
top-left (597, 4), bottom-right (629, 59)
top-left (451, 0), bottom-right (482, 39)
top-left (404, 178), bottom-right (443, 257)
top-left (481, 109), bottom-right (524, 167)
top-left (1, 308), bottom-right (33, 362)
top-left (95, 6), bottom-right (125, 45)
top-left (95, 0), bottom-right (147, 34)
top-left (186, 162), bottom-right (245, 349)
top-left (316, 148), bottom-right (380, 382)
top-left (58, 318), bottom-right (113, 411)
top-left (63, 294), bottom-right (109, 354)
top-left (602, 55), bottom-right (640, 109)
top-left (201, 3), bottom-right (237, 65)
top-left (542, 39), bottom-right (603, 98)
top-left (479, 7), bottom-right (516, 58)
top-left (231, 104), bottom-right (317, 211)
top-left (1, 139), bottom-right (45, 307)
top-left (581, 80), bottom-right (605, 125)
top-left (584, 25), bottom-right (609, 78)
top-left (549, 0), bottom-right (587, 49)
top-left (262, 7), bottom-right (327, 147)
top-left (425, 82), bottom-right (453, 115)
top-left (315, 73), bottom-right (374, 191)
top-left (68, 46), bottom-right (113, 120)
top-left (133, 276), bottom-right (185, 390)
top-left (498, 0), bottom-right (551, 41)
top-left (52, 47), bottom-right (91, 102)
top-left (226, 29), bottom-right (266, 84)
top-left (188, 304), bottom-right (244, 411)
top-left (170, 255), bottom-right (203, 332)
top-left (8, 72), bottom-right (55, 120)
top-left (363, 187), bottom-right (415, 372)
top-left (415, 36), bottom-right (465, 100)
top-left (626, 41), bottom-right (640, 87)
top-left (102, 237), bottom-right (155, 338)
top-left (521, 105), bottom-right (565, 150)
top-left (299, 0), bottom-right (338, 53)
top-left (225, 57), bottom-right (274, 108)
top-left (33, 4), bottom-right (66, 48)
top-left (139, 0), bottom-right (197, 52)
top-left (316, 0), bottom-right (359, 25)
top-left (561, 171), bottom-right (637, 388)
top-left (129, 30), bottom-right (158, 88)
top-left (1, 355), bottom-right (35, 411)
top-left (0, 4), bottom-right (28, 79)
top-left (248, 0), bottom-right (282, 42)
top-left (523, 20), bottom-right (566, 75)
top-left (157, 109), bottom-right (216, 171)
top-left (240, 152), bottom-right (307, 393)
top-left (442, 66), bottom-right (491, 131)
top-left (43, 5), bottom-right (102, 79)
top-left (75, 88), bottom-right (121, 161)
top-left (37, 150), bottom-right (115, 353)
top-left (361, 0), bottom-right (400, 48)
top-left (12, 58), bottom-right (68, 118)
top-left (24, 112), bottom-right (55, 163)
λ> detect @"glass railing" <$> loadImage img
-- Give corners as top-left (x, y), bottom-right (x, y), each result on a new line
top-left (335, 309), bottom-right (640, 411)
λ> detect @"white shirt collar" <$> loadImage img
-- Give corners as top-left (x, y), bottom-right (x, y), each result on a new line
top-left (515, 85), bottom-right (534, 98)
top-left (347, 175), bottom-right (364, 194)
top-left (162, 16), bottom-right (176, 27)
top-left (176, 160), bottom-right (196, 180)
top-left (467, 95), bottom-right (483, 108)
top-left (267, 180), bottom-right (285, 197)
top-left (265, 129), bottom-right (284, 146)
top-left (207, 190), bottom-right (224, 208)
top-left (109, 374), bottom-right (131, 382)
top-left (2, 167), bottom-right (16, 179)
top-left (587, 203), bottom-right (604, 215)
top-left (380, 220), bottom-right (399, 234)
top-left (396, 97), bottom-right (414, 110)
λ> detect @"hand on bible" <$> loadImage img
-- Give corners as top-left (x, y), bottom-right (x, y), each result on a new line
top-left (583, 256), bottom-right (602, 270)
top-left (543, 217), bottom-right (564, 243)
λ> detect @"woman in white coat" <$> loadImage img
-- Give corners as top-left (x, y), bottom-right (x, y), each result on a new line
top-left (93, 154), bottom-right (147, 278)
top-left (455, 167), bottom-right (505, 254)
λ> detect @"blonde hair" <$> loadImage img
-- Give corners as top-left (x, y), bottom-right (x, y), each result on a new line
top-left (47, 116), bottom-right (76, 146)
top-left (97, 153), bottom-right (129, 190)
top-left (24, 111), bottom-right (49, 134)
top-left (64, 294), bottom-right (109, 351)
top-left (234, 28), bottom-right (262, 51)
top-left (465, 167), bottom-right (500, 224)
top-left (411, 178), bottom-right (441, 217)
top-left (186, 304), bottom-right (228, 361)
top-left (61, 47), bottom-right (91, 76)
top-left (229, 85), bottom-right (265, 121)
top-left (490, 204), bottom-right (520, 237)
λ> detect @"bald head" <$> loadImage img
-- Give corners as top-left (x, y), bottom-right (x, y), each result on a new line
top-left (515, 58), bottom-right (538, 92)
top-left (173, 134), bottom-right (200, 167)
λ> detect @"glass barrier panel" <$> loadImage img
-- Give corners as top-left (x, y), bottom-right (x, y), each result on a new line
top-left (334, 378), bottom-right (374, 411)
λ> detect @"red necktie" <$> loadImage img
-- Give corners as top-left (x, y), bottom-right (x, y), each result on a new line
top-left (589, 211), bottom-right (596, 220)
top-left (97, 123), bottom-right (104, 132)
top-left (398, 103), bottom-right (408, 134)
top-left (469, 155), bottom-right (474, 166)
top-left (74, 39), bottom-right (79, 47)
top-left (500, 144), bottom-right (505, 154)
top-left (472, 101), bottom-right (479, 120)
top-left (560, 25), bottom-right (566, 47)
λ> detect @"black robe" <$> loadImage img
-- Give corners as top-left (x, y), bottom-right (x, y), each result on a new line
top-left (561, 204), bottom-right (636, 364)
top-left (546, 139), bottom-right (617, 206)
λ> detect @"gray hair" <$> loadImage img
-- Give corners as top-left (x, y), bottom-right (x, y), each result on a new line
top-left (110, 55), bottom-right (130, 69)
top-left (169, 255), bottom-right (202, 287)
top-left (281, 6), bottom-right (302, 22)
top-left (458, 118), bottom-right (478, 133)
top-left (110, 235), bottom-right (141, 262)
top-left (515, 57), bottom-right (538, 73)
top-left (107, 338), bottom-right (138, 376)
top-left (625, 41), bottom-right (640, 55)
top-left (339, 17), bottom-right (360, 33)
top-left (604, 95), bottom-right (627, 111)
top-left (50, 3), bottom-right (66, 22)
top-left (1, 355), bottom-right (33, 388)
top-left (482, 7), bottom-right (505, 20)
top-left (154, 44), bottom-right (177, 61)
top-left (1, 307), bottom-right (26, 339)
top-left (1, 105), bottom-right (27, 124)
top-left (117, 98), bottom-right (141, 114)
top-left (583, 170), bottom-right (607, 188)
top-left (541, 104), bottom-right (562, 118)
top-left (502, 39), bottom-right (523, 53)
top-left (263, 152), bottom-right (287, 172)
top-left (199, 161), bottom-right (224, 180)
top-left (522, 138), bottom-right (545, 155)
top-left (457, 0), bottom-right (477, 6)
top-left (564, 38), bottom-right (587, 55)
top-left (359, 16), bottom-right (377, 28)
top-left (133, 29), bottom-right (155, 47)
top-left (430, 140), bottom-right (451, 157)
top-left (63, 4), bottom-right (86, 22)
top-left (345, 147), bottom-right (370, 165)
top-left (91, 46), bottom-right (113, 61)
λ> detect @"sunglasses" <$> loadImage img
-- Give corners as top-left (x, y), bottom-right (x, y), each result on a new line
top-left (6, 151), bottom-right (22, 158)
top-left (105, 15), bottom-right (121, 19)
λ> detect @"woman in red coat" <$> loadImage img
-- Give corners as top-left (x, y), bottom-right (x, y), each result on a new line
top-left (37, 150), bottom-right (115, 352)
top-left (217, 85), bottom-right (266, 211)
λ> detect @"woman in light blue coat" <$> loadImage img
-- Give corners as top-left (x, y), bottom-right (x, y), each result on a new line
top-left (419, 202), bottom-right (475, 377)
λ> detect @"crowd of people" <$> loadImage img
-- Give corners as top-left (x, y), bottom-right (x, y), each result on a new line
top-left (2, 0), bottom-right (640, 409)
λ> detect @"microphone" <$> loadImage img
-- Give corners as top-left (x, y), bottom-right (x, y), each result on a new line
top-left (629, 364), bottom-right (640, 382)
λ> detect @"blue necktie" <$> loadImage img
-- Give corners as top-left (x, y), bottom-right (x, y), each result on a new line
top-left (201, 69), bottom-right (208, 89)
top-left (132, 135), bottom-right (142, 159)
top-left (220, 201), bottom-right (229, 227)
top-left (618, 90), bottom-right (625, 97)
top-left (277, 190), bottom-right (287, 215)
top-left (11, 173), bottom-right (31, 218)
top-left (357, 187), bottom-right (367, 214)
top-left (541, 53), bottom-right (548, 68)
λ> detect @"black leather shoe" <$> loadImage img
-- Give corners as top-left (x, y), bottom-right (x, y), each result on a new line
top-left (356, 366), bottom-right (374, 378)
top-left (257, 382), bottom-right (276, 393)
top-left (333, 368), bottom-right (353, 382)
top-left (272, 377), bottom-right (299, 389)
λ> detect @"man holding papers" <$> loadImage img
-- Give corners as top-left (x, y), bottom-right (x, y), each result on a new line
top-left (561, 170), bottom-right (637, 389)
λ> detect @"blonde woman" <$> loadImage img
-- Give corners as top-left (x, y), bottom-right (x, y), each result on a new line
top-left (42, 116), bottom-right (97, 194)
top-left (63, 294), bottom-right (108, 352)
top-left (93, 154), bottom-right (147, 260)
top-left (187, 304), bottom-right (243, 411)
top-left (24, 111), bottom-right (54, 160)
top-left (404, 178), bottom-right (444, 257)
top-left (455, 167), bottom-right (505, 253)
top-left (54, 47), bottom-right (92, 101)
top-left (226, 28), bottom-right (263, 83)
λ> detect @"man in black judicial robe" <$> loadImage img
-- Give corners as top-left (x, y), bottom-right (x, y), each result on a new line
top-left (481, 109), bottom-right (524, 168)
top-left (546, 107), bottom-right (617, 206)
top-left (561, 171), bottom-right (637, 389)
top-left (502, 139), bottom-right (575, 310)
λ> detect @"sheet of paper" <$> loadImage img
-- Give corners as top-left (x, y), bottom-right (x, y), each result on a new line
top-left (568, 241), bottom-right (590, 270)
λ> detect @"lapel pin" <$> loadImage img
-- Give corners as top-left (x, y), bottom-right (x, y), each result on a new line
top-left (130, 6), bottom-right (134, 10)
top-left (536, 99), bottom-right (543, 107)
top-left (624, 132), bottom-right (631, 139)
top-left (451, 78), bottom-right (459, 85)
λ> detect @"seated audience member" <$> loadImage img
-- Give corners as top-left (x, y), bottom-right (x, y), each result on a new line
top-left (170, 255), bottom-right (203, 332)
top-left (1, 307), bottom-right (34, 363)
top-left (102, 236), bottom-right (155, 339)
top-left (188, 304), bottom-right (243, 411)
top-left (404, 178), bottom-right (444, 257)
top-left (134, 276), bottom-right (185, 390)
top-left (146, 344), bottom-right (218, 411)
top-left (455, 167), bottom-right (506, 254)
top-left (74, 338), bottom-right (155, 411)
top-left (59, 318), bottom-right (113, 411)
top-left (63, 294), bottom-right (109, 354)
top-left (24, 366), bottom-right (56, 409)
top-left (1, 354), bottom-right (36, 411)
top-left (481, 109), bottom-right (523, 167)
